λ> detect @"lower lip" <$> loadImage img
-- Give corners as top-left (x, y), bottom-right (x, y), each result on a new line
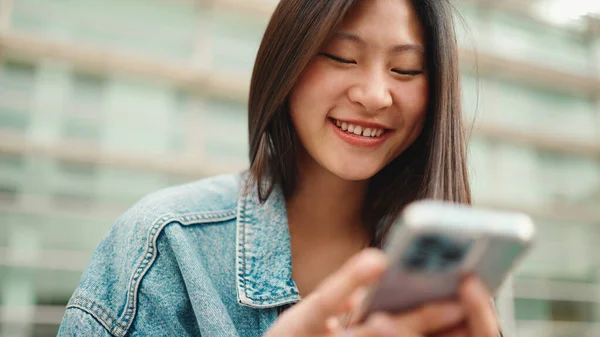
top-left (329, 119), bottom-right (390, 147)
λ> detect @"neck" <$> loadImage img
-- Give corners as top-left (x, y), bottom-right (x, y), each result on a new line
top-left (286, 152), bottom-right (371, 244)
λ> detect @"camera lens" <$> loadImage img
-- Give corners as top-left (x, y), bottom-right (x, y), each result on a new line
top-left (441, 246), bottom-right (465, 263)
top-left (405, 254), bottom-right (428, 269)
top-left (417, 235), bottom-right (441, 250)
top-left (402, 234), bottom-right (472, 271)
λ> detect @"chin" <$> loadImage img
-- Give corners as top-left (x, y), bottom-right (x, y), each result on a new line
top-left (327, 163), bottom-right (384, 182)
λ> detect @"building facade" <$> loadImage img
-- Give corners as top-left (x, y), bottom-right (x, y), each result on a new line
top-left (0, 0), bottom-right (598, 336)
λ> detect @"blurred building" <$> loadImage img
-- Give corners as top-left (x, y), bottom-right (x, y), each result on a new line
top-left (0, 0), bottom-right (598, 336)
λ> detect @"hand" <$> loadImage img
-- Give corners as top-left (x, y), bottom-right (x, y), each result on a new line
top-left (433, 277), bottom-right (500, 337)
top-left (264, 249), bottom-right (467, 337)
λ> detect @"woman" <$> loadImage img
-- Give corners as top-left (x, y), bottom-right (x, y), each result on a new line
top-left (59, 0), bottom-right (499, 336)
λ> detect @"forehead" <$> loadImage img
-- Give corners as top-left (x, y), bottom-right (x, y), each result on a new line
top-left (338, 0), bottom-right (424, 46)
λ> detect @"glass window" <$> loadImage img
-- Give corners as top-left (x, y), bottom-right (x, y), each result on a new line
top-left (470, 135), bottom-right (600, 208)
top-left (53, 160), bottom-right (98, 209)
top-left (59, 117), bottom-right (102, 143)
top-left (35, 268), bottom-right (85, 305)
top-left (59, 72), bottom-right (106, 143)
top-left (210, 9), bottom-right (267, 73)
top-left (0, 213), bottom-right (15, 247)
top-left (50, 190), bottom-right (95, 210)
top-left (515, 298), bottom-right (598, 322)
top-left (202, 97), bottom-right (248, 163)
top-left (100, 78), bottom-right (175, 154)
top-left (593, 37), bottom-right (600, 69)
top-left (168, 90), bottom-right (192, 154)
top-left (51, 216), bottom-right (110, 252)
top-left (95, 167), bottom-right (167, 206)
top-left (454, 2), bottom-right (488, 50)
top-left (0, 106), bottom-right (31, 131)
top-left (56, 160), bottom-right (97, 179)
top-left (1, 212), bottom-right (110, 252)
top-left (0, 183), bottom-right (20, 204)
top-left (67, 72), bottom-right (106, 117)
top-left (550, 300), bottom-right (596, 322)
top-left (514, 298), bottom-right (551, 321)
top-left (17, 157), bottom-right (53, 196)
top-left (0, 61), bottom-right (38, 91)
top-left (0, 153), bottom-right (24, 170)
top-left (0, 154), bottom-right (24, 205)
top-left (461, 74), bottom-right (493, 124)
top-left (12, 0), bottom-right (199, 61)
top-left (469, 138), bottom-right (540, 204)
top-left (535, 151), bottom-right (600, 205)
top-left (518, 218), bottom-right (600, 281)
top-left (32, 324), bottom-right (61, 337)
top-left (486, 10), bottom-right (589, 74)
top-left (0, 61), bottom-right (37, 132)
top-left (476, 76), bottom-right (597, 143)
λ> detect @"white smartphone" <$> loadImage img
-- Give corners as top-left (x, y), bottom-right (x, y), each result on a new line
top-left (353, 200), bottom-right (535, 322)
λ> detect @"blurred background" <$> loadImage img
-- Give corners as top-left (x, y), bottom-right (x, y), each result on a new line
top-left (0, 0), bottom-right (598, 336)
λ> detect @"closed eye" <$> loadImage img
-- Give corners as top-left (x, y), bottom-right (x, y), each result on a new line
top-left (320, 53), bottom-right (356, 64)
top-left (392, 69), bottom-right (423, 76)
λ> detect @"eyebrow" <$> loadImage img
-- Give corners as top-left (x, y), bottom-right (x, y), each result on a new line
top-left (333, 32), bottom-right (425, 54)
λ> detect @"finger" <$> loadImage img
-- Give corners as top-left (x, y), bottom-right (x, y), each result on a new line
top-left (342, 313), bottom-right (416, 337)
top-left (432, 323), bottom-right (469, 337)
top-left (396, 301), bottom-right (465, 334)
top-left (346, 287), bottom-right (369, 326)
top-left (434, 329), bottom-right (469, 337)
top-left (298, 249), bottom-right (389, 331)
top-left (460, 277), bottom-right (499, 337)
top-left (348, 287), bottom-right (369, 312)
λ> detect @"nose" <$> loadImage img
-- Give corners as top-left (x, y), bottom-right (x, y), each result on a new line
top-left (347, 70), bottom-right (393, 113)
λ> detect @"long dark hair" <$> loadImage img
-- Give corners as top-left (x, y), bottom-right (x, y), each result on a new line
top-left (248, 0), bottom-right (471, 246)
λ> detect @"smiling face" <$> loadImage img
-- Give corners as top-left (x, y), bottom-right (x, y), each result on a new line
top-left (289, 0), bottom-right (429, 181)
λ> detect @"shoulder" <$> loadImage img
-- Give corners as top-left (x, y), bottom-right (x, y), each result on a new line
top-left (99, 171), bottom-right (245, 257)
top-left (135, 171), bottom-right (244, 219)
top-left (60, 172), bottom-right (248, 336)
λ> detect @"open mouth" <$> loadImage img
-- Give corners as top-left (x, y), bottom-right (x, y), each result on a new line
top-left (330, 118), bottom-right (387, 138)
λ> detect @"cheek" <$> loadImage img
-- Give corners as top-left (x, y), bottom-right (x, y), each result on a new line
top-left (289, 60), bottom-right (348, 110)
top-left (388, 79), bottom-right (428, 156)
top-left (289, 61), bottom-right (348, 133)
top-left (291, 62), bottom-right (326, 106)
top-left (289, 63), bottom-right (328, 137)
top-left (393, 79), bottom-right (429, 123)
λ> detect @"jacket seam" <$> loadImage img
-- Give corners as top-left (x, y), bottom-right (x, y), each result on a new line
top-left (115, 208), bottom-right (237, 336)
top-left (236, 194), bottom-right (248, 304)
top-left (236, 189), bottom-right (301, 306)
top-left (66, 298), bottom-right (117, 336)
top-left (177, 209), bottom-right (237, 225)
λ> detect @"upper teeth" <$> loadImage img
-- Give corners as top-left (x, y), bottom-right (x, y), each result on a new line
top-left (334, 119), bottom-right (384, 137)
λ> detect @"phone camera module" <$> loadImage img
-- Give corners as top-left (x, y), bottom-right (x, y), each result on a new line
top-left (402, 234), bottom-right (472, 272)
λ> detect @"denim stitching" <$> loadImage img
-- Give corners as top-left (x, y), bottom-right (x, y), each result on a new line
top-left (236, 185), bottom-right (303, 306)
top-left (179, 209), bottom-right (236, 224)
top-left (236, 191), bottom-right (248, 303)
top-left (66, 297), bottom-right (117, 335)
top-left (116, 208), bottom-right (237, 335)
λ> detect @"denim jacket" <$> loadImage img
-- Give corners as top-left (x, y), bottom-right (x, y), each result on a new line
top-left (58, 172), bottom-right (301, 336)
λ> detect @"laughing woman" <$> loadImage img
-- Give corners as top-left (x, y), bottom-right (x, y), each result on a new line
top-left (58, 1), bottom-right (499, 336)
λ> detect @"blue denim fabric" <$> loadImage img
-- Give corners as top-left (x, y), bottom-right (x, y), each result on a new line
top-left (58, 172), bottom-right (301, 336)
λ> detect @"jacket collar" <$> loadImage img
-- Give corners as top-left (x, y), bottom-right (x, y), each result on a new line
top-left (235, 174), bottom-right (301, 308)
